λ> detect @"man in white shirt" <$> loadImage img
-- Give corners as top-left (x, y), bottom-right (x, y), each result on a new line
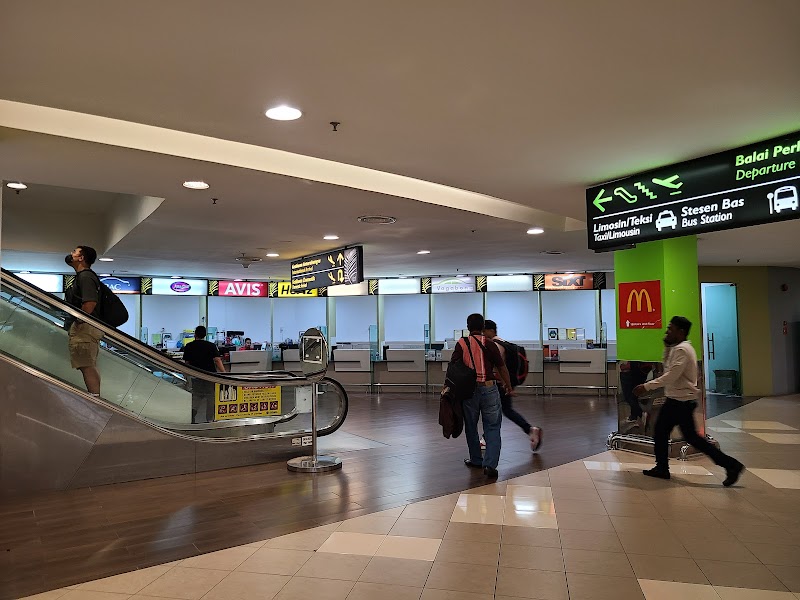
top-left (634, 316), bottom-right (744, 486)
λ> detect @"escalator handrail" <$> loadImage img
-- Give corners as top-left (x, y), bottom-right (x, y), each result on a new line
top-left (0, 269), bottom-right (324, 387)
top-left (0, 351), bottom-right (348, 443)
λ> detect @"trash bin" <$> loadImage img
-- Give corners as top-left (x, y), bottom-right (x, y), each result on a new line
top-left (714, 369), bottom-right (738, 394)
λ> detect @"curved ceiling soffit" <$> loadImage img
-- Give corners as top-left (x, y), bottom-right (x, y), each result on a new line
top-left (0, 100), bottom-right (579, 231)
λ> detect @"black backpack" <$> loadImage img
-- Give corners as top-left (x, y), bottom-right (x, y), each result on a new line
top-left (80, 270), bottom-right (129, 328)
top-left (496, 339), bottom-right (529, 388)
top-left (445, 336), bottom-right (485, 401)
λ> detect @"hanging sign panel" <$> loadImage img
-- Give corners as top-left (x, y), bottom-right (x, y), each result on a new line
top-left (586, 130), bottom-right (800, 251)
top-left (290, 246), bottom-right (363, 291)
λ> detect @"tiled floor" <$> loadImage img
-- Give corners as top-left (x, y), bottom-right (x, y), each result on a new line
top-left (16, 394), bottom-right (800, 599)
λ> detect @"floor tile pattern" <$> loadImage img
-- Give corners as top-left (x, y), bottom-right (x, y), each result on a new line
top-left (12, 394), bottom-right (800, 599)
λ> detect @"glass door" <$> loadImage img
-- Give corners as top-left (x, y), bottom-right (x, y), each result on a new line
top-left (701, 283), bottom-right (741, 395)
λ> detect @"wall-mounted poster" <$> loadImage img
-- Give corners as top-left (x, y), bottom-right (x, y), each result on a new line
top-left (548, 328), bottom-right (558, 340)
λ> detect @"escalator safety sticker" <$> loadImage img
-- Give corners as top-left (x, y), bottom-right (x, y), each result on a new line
top-left (214, 384), bottom-right (282, 420)
top-left (302, 436), bottom-right (312, 446)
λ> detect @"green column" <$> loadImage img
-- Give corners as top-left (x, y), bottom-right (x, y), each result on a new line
top-left (614, 236), bottom-right (701, 361)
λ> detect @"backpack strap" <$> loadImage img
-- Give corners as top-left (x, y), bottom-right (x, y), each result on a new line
top-left (459, 336), bottom-right (477, 372)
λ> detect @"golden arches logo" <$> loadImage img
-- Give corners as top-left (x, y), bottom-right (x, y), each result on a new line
top-left (627, 288), bottom-right (654, 313)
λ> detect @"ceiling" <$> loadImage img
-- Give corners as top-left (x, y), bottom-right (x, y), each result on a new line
top-left (1, 0), bottom-right (799, 279)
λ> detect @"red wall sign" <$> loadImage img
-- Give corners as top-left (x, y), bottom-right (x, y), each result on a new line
top-left (218, 281), bottom-right (268, 297)
top-left (618, 280), bottom-right (662, 329)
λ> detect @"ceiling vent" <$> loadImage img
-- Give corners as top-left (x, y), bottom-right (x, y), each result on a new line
top-left (235, 254), bottom-right (263, 268)
top-left (358, 215), bottom-right (397, 225)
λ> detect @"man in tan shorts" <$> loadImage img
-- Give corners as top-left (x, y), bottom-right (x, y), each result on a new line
top-left (64, 246), bottom-right (104, 396)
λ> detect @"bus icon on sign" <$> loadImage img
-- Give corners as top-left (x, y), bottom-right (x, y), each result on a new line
top-left (768, 186), bottom-right (798, 214)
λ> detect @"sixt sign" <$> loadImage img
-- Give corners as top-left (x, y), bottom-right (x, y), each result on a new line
top-left (586, 130), bottom-right (800, 251)
top-left (544, 273), bottom-right (594, 291)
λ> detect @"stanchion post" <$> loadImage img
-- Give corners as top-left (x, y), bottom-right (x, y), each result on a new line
top-left (287, 382), bottom-right (343, 472)
top-left (287, 328), bottom-right (342, 473)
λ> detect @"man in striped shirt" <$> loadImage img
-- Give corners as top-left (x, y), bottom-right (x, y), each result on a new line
top-left (450, 313), bottom-right (513, 479)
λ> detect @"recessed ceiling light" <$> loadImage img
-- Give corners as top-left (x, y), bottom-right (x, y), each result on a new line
top-left (266, 253), bottom-right (280, 258)
top-left (98, 257), bottom-right (114, 262)
top-left (171, 275), bottom-right (182, 279)
top-left (265, 105), bottom-right (302, 121)
top-left (99, 273), bottom-right (111, 277)
top-left (6, 182), bottom-right (27, 190)
top-left (183, 180), bottom-right (209, 190)
top-left (527, 227), bottom-right (545, 235)
top-left (323, 235), bottom-right (339, 240)
top-left (234, 279), bottom-right (243, 282)
top-left (19, 271), bottom-right (30, 274)
top-left (357, 215), bottom-right (397, 225)
top-left (399, 275), bottom-right (408, 279)
top-left (417, 250), bottom-right (431, 255)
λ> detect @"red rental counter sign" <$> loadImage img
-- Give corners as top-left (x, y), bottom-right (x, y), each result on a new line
top-left (619, 280), bottom-right (662, 329)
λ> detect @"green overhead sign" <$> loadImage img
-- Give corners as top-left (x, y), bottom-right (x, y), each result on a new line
top-left (586, 130), bottom-right (800, 251)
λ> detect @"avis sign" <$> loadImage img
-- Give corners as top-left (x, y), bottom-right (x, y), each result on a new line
top-left (217, 281), bottom-right (268, 297)
top-left (618, 280), bottom-right (662, 329)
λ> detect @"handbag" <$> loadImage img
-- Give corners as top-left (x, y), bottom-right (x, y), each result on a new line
top-left (445, 336), bottom-right (479, 401)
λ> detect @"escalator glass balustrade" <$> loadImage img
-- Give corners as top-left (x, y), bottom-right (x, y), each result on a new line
top-left (0, 270), bottom-right (347, 441)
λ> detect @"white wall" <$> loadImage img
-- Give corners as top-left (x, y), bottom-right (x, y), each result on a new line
top-left (600, 289), bottom-right (617, 341)
top-left (142, 296), bottom-right (202, 344)
top-left (485, 292), bottom-right (540, 341)
top-left (541, 290), bottom-right (598, 340)
top-left (335, 296), bottom-right (376, 342)
top-left (208, 296), bottom-right (270, 343)
top-left (118, 295), bottom-right (139, 339)
top-left (769, 267), bottom-right (800, 394)
top-left (433, 293), bottom-right (483, 341)
top-left (273, 297), bottom-right (327, 344)
top-left (384, 294), bottom-right (428, 342)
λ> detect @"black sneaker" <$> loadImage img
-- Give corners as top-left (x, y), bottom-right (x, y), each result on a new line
top-left (723, 461), bottom-right (745, 487)
top-left (642, 467), bottom-right (670, 480)
top-left (464, 459), bottom-right (483, 469)
top-left (484, 466), bottom-right (499, 479)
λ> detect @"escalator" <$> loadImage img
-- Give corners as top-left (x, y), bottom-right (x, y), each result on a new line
top-left (0, 269), bottom-right (348, 496)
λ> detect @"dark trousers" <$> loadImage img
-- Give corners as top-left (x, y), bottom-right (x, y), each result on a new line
top-left (620, 371), bottom-right (647, 419)
top-left (500, 388), bottom-right (531, 434)
top-left (654, 398), bottom-right (738, 470)
top-left (191, 378), bottom-right (216, 423)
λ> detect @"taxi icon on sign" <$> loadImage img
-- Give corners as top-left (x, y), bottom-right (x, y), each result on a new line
top-left (655, 210), bottom-right (678, 231)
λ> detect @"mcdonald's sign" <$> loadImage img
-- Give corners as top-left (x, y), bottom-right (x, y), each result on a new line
top-left (618, 280), bottom-right (662, 329)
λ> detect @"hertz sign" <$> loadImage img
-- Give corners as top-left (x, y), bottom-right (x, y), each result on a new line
top-left (618, 280), bottom-right (662, 329)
